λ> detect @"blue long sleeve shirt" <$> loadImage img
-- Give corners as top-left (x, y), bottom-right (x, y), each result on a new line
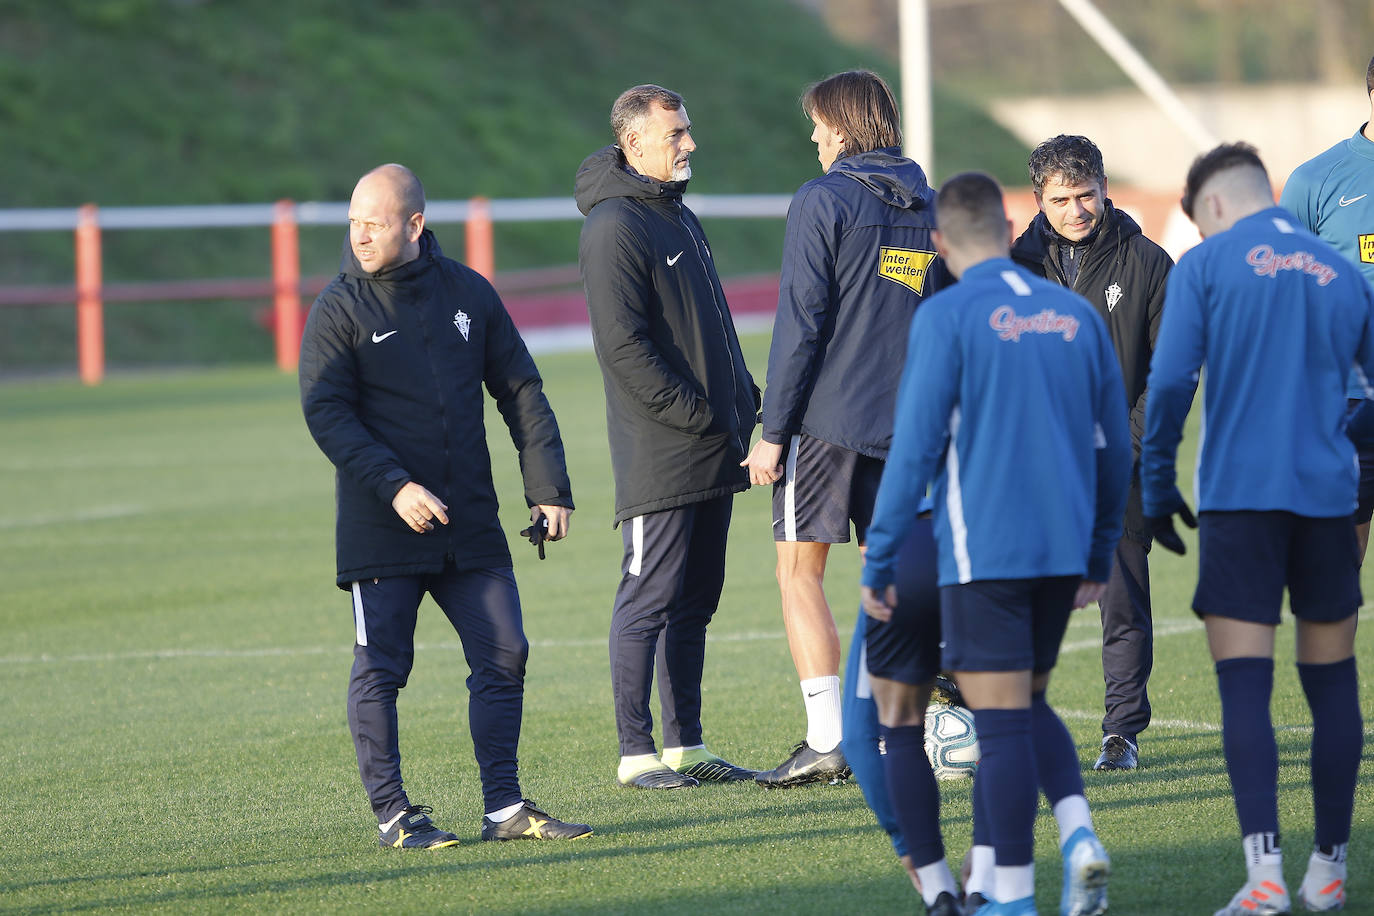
top-left (863, 258), bottom-right (1131, 590)
top-left (1142, 207), bottom-right (1374, 518)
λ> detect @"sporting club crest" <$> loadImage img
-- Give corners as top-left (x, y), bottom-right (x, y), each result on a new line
top-left (1104, 282), bottom-right (1123, 312)
top-left (453, 310), bottom-right (471, 341)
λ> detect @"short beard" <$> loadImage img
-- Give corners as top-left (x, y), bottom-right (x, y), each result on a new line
top-left (671, 162), bottom-right (692, 181)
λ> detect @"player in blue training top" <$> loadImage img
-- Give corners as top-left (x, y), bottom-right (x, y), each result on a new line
top-left (862, 172), bottom-right (1131, 916)
top-left (1279, 53), bottom-right (1374, 563)
top-left (1143, 143), bottom-right (1374, 916)
top-left (742, 69), bottom-right (947, 789)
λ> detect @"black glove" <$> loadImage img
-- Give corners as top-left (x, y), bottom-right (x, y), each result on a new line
top-left (1145, 493), bottom-right (1197, 555)
top-left (519, 515), bottom-right (549, 560)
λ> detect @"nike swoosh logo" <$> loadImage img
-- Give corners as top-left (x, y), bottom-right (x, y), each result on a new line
top-left (666, 251), bottom-right (684, 267)
top-left (371, 330), bottom-right (398, 343)
top-left (1339, 194), bottom-right (1368, 207)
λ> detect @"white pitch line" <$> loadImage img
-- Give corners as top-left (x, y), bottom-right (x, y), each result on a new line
top-left (0, 504), bottom-right (146, 529)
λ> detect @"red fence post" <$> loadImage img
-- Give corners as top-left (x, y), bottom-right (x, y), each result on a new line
top-left (272, 199), bottom-right (301, 371)
top-left (465, 196), bottom-right (494, 281)
top-left (75, 204), bottom-right (104, 385)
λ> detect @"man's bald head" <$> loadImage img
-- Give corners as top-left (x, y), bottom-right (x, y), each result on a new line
top-left (348, 163), bottom-right (426, 274)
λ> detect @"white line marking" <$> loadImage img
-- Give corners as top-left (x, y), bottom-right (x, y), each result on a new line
top-left (0, 504), bottom-right (145, 529)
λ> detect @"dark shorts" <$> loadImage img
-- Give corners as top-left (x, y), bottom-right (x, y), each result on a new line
top-left (940, 576), bottom-right (1079, 674)
top-left (865, 516), bottom-right (941, 685)
top-left (1345, 399), bottom-right (1374, 524)
top-left (772, 434), bottom-right (884, 544)
top-left (1193, 510), bottom-right (1362, 624)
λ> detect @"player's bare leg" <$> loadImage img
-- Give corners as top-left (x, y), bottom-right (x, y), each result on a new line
top-left (756, 540), bottom-right (849, 786)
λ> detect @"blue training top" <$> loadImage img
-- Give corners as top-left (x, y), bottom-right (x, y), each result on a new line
top-left (863, 257), bottom-right (1131, 590)
top-left (1142, 206), bottom-right (1374, 518)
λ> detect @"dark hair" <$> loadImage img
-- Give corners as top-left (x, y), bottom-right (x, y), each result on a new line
top-left (610, 84), bottom-right (685, 145)
top-left (935, 172), bottom-right (1007, 244)
top-left (1180, 142), bottom-right (1268, 219)
top-left (801, 70), bottom-right (901, 158)
top-left (1366, 55), bottom-right (1374, 93)
top-left (1028, 135), bottom-right (1105, 194)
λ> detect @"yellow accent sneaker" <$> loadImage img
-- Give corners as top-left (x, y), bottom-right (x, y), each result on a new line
top-left (480, 800), bottom-right (592, 840)
top-left (378, 805), bottom-right (459, 849)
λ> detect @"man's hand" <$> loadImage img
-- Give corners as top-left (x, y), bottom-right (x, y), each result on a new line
top-left (1073, 579), bottom-right (1108, 609)
top-left (860, 584), bottom-right (897, 623)
top-left (741, 438), bottom-right (785, 486)
top-left (1145, 490), bottom-right (1198, 555)
top-left (520, 505), bottom-right (571, 560)
top-left (392, 481), bottom-right (449, 533)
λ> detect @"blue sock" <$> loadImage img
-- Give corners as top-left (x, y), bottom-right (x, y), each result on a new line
top-left (1298, 657), bottom-right (1363, 848)
top-left (1031, 690), bottom-right (1085, 806)
top-left (840, 609), bottom-right (908, 859)
top-left (1215, 657), bottom-right (1278, 837)
top-left (881, 723), bottom-right (945, 867)
top-left (971, 707), bottom-right (1037, 866)
top-left (972, 759), bottom-right (991, 846)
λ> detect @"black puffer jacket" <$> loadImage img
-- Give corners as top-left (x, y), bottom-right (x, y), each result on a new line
top-left (300, 230), bottom-right (572, 585)
top-left (1011, 202), bottom-right (1172, 544)
top-left (576, 145), bottom-right (759, 525)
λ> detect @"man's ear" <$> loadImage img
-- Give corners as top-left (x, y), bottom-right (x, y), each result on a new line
top-left (406, 211), bottom-right (425, 244)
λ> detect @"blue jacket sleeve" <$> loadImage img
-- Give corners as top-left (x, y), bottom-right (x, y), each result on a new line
top-left (480, 280), bottom-right (574, 509)
top-left (1089, 327), bottom-right (1132, 582)
top-left (298, 290), bottom-right (412, 504)
top-left (762, 183), bottom-right (839, 443)
top-left (1141, 257), bottom-right (1206, 517)
top-left (862, 304), bottom-right (959, 590)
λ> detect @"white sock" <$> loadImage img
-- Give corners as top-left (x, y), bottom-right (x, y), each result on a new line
top-left (484, 801), bottom-right (525, 824)
top-left (966, 844), bottom-right (996, 896)
top-left (1243, 832), bottom-right (1284, 885)
top-left (995, 863), bottom-right (1035, 902)
top-left (801, 675), bottom-right (842, 752)
top-left (379, 809), bottom-right (407, 832)
top-left (618, 753), bottom-right (663, 782)
top-left (1053, 795), bottom-right (1094, 849)
top-left (660, 744), bottom-right (704, 769)
top-left (915, 859), bottom-right (958, 906)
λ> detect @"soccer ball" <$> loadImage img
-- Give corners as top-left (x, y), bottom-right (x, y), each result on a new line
top-left (924, 703), bottom-right (980, 780)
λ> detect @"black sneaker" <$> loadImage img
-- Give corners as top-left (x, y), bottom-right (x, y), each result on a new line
top-left (378, 805), bottom-right (460, 849)
top-left (932, 673), bottom-right (966, 707)
top-left (928, 890), bottom-right (962, 916)
top-left (754, 741), bottom-right (851, 788)
top-left (669, 749), bottom-right (758, 782)
top-left (1092, 734), bottom-right (1139, 771)
top-left (619, 764), bottom-right (700, 789)
top-left (480, 800), bottom-right (593, 841)
top-left (963, 891), bottom-right (991, 914)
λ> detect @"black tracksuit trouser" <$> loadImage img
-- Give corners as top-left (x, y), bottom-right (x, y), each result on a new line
top-left (609, 494), bottom-right (732, 756)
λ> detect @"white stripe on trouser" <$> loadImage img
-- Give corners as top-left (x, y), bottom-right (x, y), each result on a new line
top-left (784, 434), bottom-right (801, 541)
top-left (628, 515), bottom-right (644, 577)
top-left (351, 581), bottom-right (368, 647)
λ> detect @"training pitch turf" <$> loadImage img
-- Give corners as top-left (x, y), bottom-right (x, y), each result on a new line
top-left (3, 334), bottom-right (1371, 914)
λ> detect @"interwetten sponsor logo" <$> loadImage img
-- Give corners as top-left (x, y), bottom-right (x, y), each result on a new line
top-left (1245, 245), bottom-right (1338, 286)
top-left (988, 306), bottom-right (1079, 342)
top-left (1360, 234), bottom-right (1374, 265)
top-left (878, 246), bottom-right (936, 294)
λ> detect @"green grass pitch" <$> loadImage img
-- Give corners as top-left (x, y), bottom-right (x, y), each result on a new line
top-left (2, 332), bottom-right (1371, 914)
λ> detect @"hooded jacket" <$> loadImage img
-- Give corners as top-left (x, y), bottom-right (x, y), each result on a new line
top-left (300, 229), bottom-right (572, 586)
top-left (763, 147), bottom-right (946, 457)
top-left (1011, 201), bottom-right (1172, 543)
top-left (575, 145), bottom-right (759, 526)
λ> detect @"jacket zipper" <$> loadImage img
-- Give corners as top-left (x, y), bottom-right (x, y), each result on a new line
top-left (677, 200), bottom-right (745, 452)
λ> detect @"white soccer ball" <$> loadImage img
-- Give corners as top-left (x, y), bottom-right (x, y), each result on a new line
top-left (924, 703), bottom-right (980, 780)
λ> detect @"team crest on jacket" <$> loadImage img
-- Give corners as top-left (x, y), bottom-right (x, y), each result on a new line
top-left (453, 310), bottom-right (471, 341)
top-left (878, 246), bottom-right (936, 294)
top-left (1105, 282), bottom-right (1123, 312)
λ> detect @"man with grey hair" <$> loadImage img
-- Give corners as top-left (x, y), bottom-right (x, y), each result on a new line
top-left (1010, 135), bottom-right (1173, 773)
top-left (576, 86), bottom-right (761, 789)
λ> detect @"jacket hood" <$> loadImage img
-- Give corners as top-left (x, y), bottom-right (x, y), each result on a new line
top-left (574, 145), bottom-right (689, 215)
top-left (830, 148), bottom-right (934, 210)
top-left (1013, 199), bottom-right (1142, 263)
top-left (337, 228), bottom-right (443, 281)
